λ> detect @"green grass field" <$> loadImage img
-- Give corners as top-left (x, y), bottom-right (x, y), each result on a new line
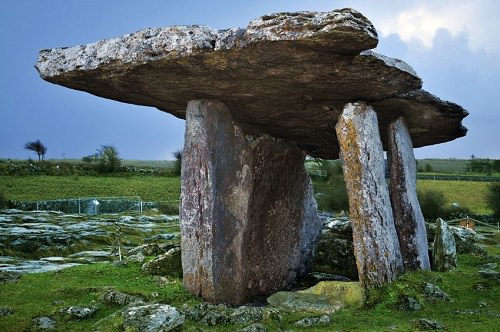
top-left (0, 175), bottom-right (181, 203)
top-left (417, 180), bottom-right (492, 215)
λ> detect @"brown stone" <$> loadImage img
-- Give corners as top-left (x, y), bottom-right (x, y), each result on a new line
top-left (388, 116), bottom-right (431, 270)
top-left (35, 9), bottom-right (467, 159)
top-left (335, 102), bottom-right (403, 288)
top-left (180, 100), bottom-right (321, 304)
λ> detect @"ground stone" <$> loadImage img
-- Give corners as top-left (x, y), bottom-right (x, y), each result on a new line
top-left (411, 318), bottom-right (445, 330)
top-left (30, 316), bottom-right (56, 331)
top-left (141, 246), bottom-right (182, 277)
top-left (423, 283), bottom-right (451, 302)
top-left (122, 303), bottom-right (184, 332)
top-left (294, 315), bottom-right (331, 327)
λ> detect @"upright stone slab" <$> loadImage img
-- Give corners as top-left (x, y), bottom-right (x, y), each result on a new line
top-left (388, 116), bottom-right (431, 270)
top-left (335, 102), bottom-right (403, 288)
top-left (180, 100), bottom-right (321, 304)
top-left (433, 218), bottom-right (457, 272)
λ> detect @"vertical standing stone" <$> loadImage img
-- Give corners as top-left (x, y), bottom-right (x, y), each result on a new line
top-left (388, 116), bottom-right (431, 270)
top-left (433, 218), bottom-right (457, 272)
top-left (335, 102), bottom-right (403, 288)
top-left (180, 100), bottom-right (321, 305)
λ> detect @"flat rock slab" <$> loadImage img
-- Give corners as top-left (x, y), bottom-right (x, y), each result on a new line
top-left (35, 8), bottom-right (467, 159)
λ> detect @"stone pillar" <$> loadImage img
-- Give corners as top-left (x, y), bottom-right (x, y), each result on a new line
top-left (335, 102), bottom-right (403, 289)
top-left (180, 100), bottom-right (321, 305)
top-left (388, 116), bottom-right (431, 270)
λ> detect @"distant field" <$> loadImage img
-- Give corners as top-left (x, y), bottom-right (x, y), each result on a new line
top-left (417, 179), bottom-right (491, 215)
top-left (0, 175), bottom-right (181, 203)
top-left (417, 158), bottom-right (468, 173)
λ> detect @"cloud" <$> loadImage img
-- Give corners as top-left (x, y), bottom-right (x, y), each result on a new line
top-left (376, 0), bottom-right (500, 54)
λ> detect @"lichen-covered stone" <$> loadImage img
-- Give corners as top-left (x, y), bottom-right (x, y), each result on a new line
top-left (35, 9), bottom-right (467, 159)
top-left (299, 281), bottom-right (365, 308)
top-left (122, 304), bottom-right (184, 332)
top-left (335, 102), bottom-right (403, 288)
top-left (180, 100), bottom-right (321, 304)
top-left (433, 218), bottom-right (457, 272)
top-left (388, 116), bottom-right (430, 270)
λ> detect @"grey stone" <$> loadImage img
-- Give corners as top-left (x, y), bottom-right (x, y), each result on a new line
top-left (424, 283), bottom-right (451, 302)
top-left (180, 100), bottom-right (321, 304)
top-left (142, 247), bottom-right (182, 277)
top-left (99, 288), bottom-right (144, 305)
top-left (267, 291), bottom-right (343, 314)
top-left (335, 102), bottom-right (403, 288)
top-left (433, 218), bottom-right (457, 272)
top-left (30, 316), bottom-right (56, 330)
top-left (0, 307), bottom-right (14, 316)
top-left (411, 318), bottom-right (445, 330)
top-left (60, 306), bottom-right (96, 319)
top-left (238, 323), bottom-right (268, 332)
top-left (35, 9), bottom-right (467, 160)
top-left (294, 315), bottom-right (331, 327)
top-left (122, 304), bottom-right (184, 332)
top-left (127, 243), bottom-right (165, 256)
top-left (397, 295), bottom-right (422, 311)
top-left (388, 116), bottom-right (430, 270)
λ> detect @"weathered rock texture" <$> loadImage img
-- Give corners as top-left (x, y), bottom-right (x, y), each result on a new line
top-left (433, 218), bottom-right (457, 272)
top-left (35, 7), bottom-right (469, 301)
top-left (35, 8), bottom-right (467, 159)
top-left (388, 116), bottom-right (431, 270)
top-left (335, 102), bottom-right (404, 288)
top-left (180, 100), bottom-right (321, 304)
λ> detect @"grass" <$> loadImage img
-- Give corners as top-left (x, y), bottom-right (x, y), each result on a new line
top-left (0, 262), bottom-right (197, 332)
top-left (0, 250), bottom-right (498, 331)
top-left (0, 175), bottom-right (181, 203)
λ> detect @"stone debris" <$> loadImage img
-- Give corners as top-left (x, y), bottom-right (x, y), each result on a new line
top-left (122, 303), bottom-right (184, 332)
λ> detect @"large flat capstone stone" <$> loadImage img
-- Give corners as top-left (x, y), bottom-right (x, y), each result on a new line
top-left (35, 8), bottom-right (468, 159)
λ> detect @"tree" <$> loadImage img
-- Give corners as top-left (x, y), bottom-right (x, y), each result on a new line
top-left (96, 145), bottom-right (121, 173)
top-left (83, 145), bottom-right (121, 173)
top-left (172, 150), bottom-right (182, 176)
top-left (24, 139), bottom-right (47, 161)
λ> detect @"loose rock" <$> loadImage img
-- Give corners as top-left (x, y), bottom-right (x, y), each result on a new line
top-left (411, 318), bottom-right (445, 330)
top-left (141, 246), bottom-right (182, 277)
top-left (30, 316), bottom-right (56, 331)
top-left (122, 303), bottom-right (184, 332)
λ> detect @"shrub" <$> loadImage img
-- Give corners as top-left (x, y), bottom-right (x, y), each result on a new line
top-left (314, 160), bottom-right (349, 212)
top-left (486, 183), bottom-right (500, 217)
top-left (0, 192), bottom-right (7, 209)
top-left (417, 189), bottom-right (447, 220)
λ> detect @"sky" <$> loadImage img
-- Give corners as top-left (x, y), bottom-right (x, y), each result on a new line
top-left (1, 0), bottom-right (498, 161)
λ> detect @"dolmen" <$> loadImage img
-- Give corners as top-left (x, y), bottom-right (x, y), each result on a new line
top-left (36, 8), bottom-right (468, 305)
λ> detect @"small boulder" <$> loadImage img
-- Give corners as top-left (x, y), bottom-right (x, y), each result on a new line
top-left (299, 281), bottom-right (365, 308)
top-left (396, 295), bottom-right (422, 311)
top-left (128, 243), bottom-right (164, 256)
top-left (411, 318), bottom-right (445, 330)
top-left (267, 291), bottom-right (342, 314)
top-left (30, 316), bottom-right (56, 331)
top-left (59, 306), bottom-right (96, 319)
top-left (424, 283), bottom-right (451, 302)
top-left (142, 247), bottom-right (182, 277)
top-left (99, 288), bottom-right (144, 305)
top-left (294, 315), bottom-right (331, 327)
top-left (433, 218), bottom-right (457, 272)
top-left (0, 307), bottom-right (14, 316)
top-left (238, 323), bottom-right (268, 332)
top-left (122, 303), bottom-right (184, 332)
